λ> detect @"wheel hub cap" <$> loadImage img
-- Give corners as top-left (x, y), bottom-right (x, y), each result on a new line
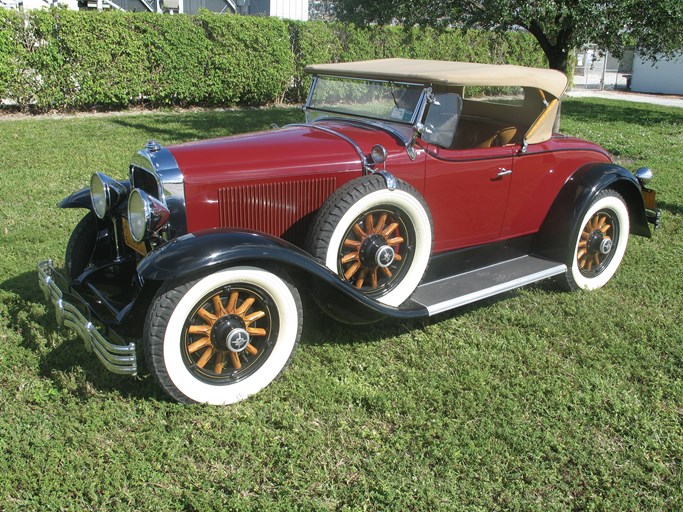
top-left (226, 328), bottom-right (250, 353)
top-left (375, 245), bottom-right (395, 268)
top-left (360, 234), bottom-right (395, 268)
top-left (211, 315), bottom-right (250, 353)
top-left (599, 238), bottom-right (613, 255)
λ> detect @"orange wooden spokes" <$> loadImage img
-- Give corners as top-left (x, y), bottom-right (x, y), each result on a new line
top-left (185, 287), bottom-right (266, 375)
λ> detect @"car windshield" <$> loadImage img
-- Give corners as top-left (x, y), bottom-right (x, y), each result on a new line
top-left (307, 76), bottom-right (425, 125)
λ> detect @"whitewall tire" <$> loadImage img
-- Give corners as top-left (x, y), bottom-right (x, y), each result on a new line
top-left (144, 266), bottom-right (302, 405)
top-left (565, 190), bottom-right (630, 291)
top-left (307, 175), bottom-right (432, 307)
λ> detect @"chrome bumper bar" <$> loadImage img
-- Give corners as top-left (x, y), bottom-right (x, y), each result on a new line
top-left (37, 259), bottom-right (137, 375)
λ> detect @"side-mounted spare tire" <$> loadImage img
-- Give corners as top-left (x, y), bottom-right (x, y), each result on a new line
top-left (307, 175), bottom-right (433, 307)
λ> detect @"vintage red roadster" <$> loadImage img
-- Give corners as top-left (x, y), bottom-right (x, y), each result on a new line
top-left (38, 59), bottom-right (660, 404)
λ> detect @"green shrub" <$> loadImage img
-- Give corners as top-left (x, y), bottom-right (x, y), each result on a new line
top-left (0, 10), bottom-right (547, 112)
top-left (0, 10), bottom-right (18, 100)
top-left (197, 12), bottom-right (294, 106)
top-left (133, 12), bottom-right (212, 107)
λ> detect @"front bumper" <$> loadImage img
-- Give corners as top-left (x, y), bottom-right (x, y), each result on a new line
top-left (37, 259), bottom-right (138, 375)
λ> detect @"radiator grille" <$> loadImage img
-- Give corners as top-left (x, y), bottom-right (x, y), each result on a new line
top-left (218, 178), bottom-right (337, 246)
top-left (130, 166), bottom-right (161, 200)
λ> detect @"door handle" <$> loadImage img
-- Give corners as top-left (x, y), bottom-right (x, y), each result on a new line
top-left (492, 168), bottom-right (512, 180)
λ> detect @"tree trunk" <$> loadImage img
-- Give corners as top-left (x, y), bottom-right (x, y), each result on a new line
top-left (524, 23), bottom-right (571, 133)
top-left (544, 48), bottom-right (569, 134)
top-left (547, 52), bottom-right (568, 74)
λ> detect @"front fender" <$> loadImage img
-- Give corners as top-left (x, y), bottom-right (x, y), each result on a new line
top-left (137, 229), bottom-right (428, 321)
top-left (58, 180), bottom-right (132, 211)
top-left (535, 162), bottom-right (650, 261)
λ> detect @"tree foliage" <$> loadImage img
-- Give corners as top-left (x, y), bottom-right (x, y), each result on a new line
top-left (333, 0), bottom-right (683, 73)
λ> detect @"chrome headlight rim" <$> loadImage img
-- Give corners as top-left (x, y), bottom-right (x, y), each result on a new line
top-left (127, 188), bottom-right (171, 243)
top-left (90, 172), bottom-right (128, 220)
top-left (370, 144), bottom-right (388, 165)
top-left (90, 172), bottom-right (109, 220)
top-left (127, 188), bottom-right (152, 243)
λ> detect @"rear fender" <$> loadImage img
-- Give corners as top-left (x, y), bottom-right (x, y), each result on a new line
top-left (534, 162), bottom-right (650, 262)
top-left (136, 229), bottom-right (428, 323)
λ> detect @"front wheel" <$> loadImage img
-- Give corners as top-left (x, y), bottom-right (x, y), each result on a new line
top-left (563, 190), bottom-right (630, 291)
top-left (144, 266), bottom-right (303, 405)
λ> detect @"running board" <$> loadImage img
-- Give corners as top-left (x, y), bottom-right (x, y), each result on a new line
top-left (411, 256), bottom-right (567, 316)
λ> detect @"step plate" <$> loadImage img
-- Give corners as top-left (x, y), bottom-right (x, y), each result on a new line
top-left (412, 256), bottom-right (566, 316)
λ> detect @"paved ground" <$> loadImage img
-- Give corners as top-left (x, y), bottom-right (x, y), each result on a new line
top-left (566, 89), bottom-right (683, 108)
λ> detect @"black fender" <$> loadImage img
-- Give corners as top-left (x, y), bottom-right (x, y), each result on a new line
top-left (136, 228), bottom-right (429, 323)
top-left (534, 162), bottom-right (650, 263)
top-left (58, 181), bottom-right (132, 212)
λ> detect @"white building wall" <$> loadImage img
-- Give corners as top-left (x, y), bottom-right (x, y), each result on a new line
top-left (631, 53), bottom-right (683, 95)
top-left (269, 0), bottom-right (308, 21)
top-left (7, 0), bottom-right (78, 9)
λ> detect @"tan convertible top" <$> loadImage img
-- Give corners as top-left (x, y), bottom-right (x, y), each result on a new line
top-left (305, 58), bottom-right (568, 99)
top-left (305, 58), bottom-right (568, 145)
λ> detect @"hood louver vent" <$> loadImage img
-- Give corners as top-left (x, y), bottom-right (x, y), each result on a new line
top-left (218, 178), bottom-right (337, 246)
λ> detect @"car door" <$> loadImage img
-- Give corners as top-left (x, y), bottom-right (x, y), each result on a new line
top-left (423, 144), bottom-right (514, 252)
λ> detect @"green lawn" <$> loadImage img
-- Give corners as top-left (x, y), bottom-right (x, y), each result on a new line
top-left (0, 100), bottom-right (682, 510)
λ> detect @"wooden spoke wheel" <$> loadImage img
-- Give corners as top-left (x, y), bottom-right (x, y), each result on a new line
top-left (144, 267), bottom-right (302, 405)
top-left (564, 189), bottom-right (630, 291)
top-left (308, 175), bottom-right (432, 307)
top-left (576, 211), bottom-right (618, 276)
top-left (181, 284), bottom-right (274, 383)
top-left (337, 208), bottom-right (413, 294)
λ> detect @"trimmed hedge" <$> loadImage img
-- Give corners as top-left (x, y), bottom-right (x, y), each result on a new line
top-left (0, 9), bottom-right (546, 112)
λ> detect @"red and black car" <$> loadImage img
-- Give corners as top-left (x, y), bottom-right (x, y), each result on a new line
top-left (38, 58), bottom-right (660, 404)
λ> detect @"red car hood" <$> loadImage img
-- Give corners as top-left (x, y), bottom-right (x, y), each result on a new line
top-left (167, 123), bottom-right (410, 186)
top-left (166, 122), bottom-right (419, 234)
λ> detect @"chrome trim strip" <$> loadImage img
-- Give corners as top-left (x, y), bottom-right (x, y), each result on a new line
top-left (424, 262), bottom-right (567, 316)
top-left (314, 116), bottom-right (412, 147)
top-left (284, 122), bottom-right (370, 169)
top-left (303, 75), bottom-right (318, 122)
top-left (376, 170), bottom-right (397, 190)
top-left (37, 260), bottom-right (137, 375)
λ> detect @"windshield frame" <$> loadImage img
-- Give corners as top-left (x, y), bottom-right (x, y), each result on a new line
top-left (304, 75), bottom-right (429, 127)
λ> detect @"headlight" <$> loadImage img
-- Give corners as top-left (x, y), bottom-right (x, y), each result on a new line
top-left (127, 188), bottom-right (170, 243)
top-left (90, 172), bottom-right (127, 220)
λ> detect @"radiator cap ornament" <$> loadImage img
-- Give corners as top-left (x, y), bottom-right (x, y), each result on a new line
top-left (145, 140), bottom-right (161, 152)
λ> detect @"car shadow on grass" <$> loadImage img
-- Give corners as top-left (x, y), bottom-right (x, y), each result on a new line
top-left (656, 200), bottom-right (683, 217)
top-left (2, 269), bottom-right (167, 402)
top-left (298, 276), bottom-right (565, 350)
top-left (4, 264), bottom-right (566, 404)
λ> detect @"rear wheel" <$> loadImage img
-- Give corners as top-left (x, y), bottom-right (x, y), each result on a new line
top-left (144, 266), bottom-right (302, 405)
top-left (563, 190), bottom-right (630, 291)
